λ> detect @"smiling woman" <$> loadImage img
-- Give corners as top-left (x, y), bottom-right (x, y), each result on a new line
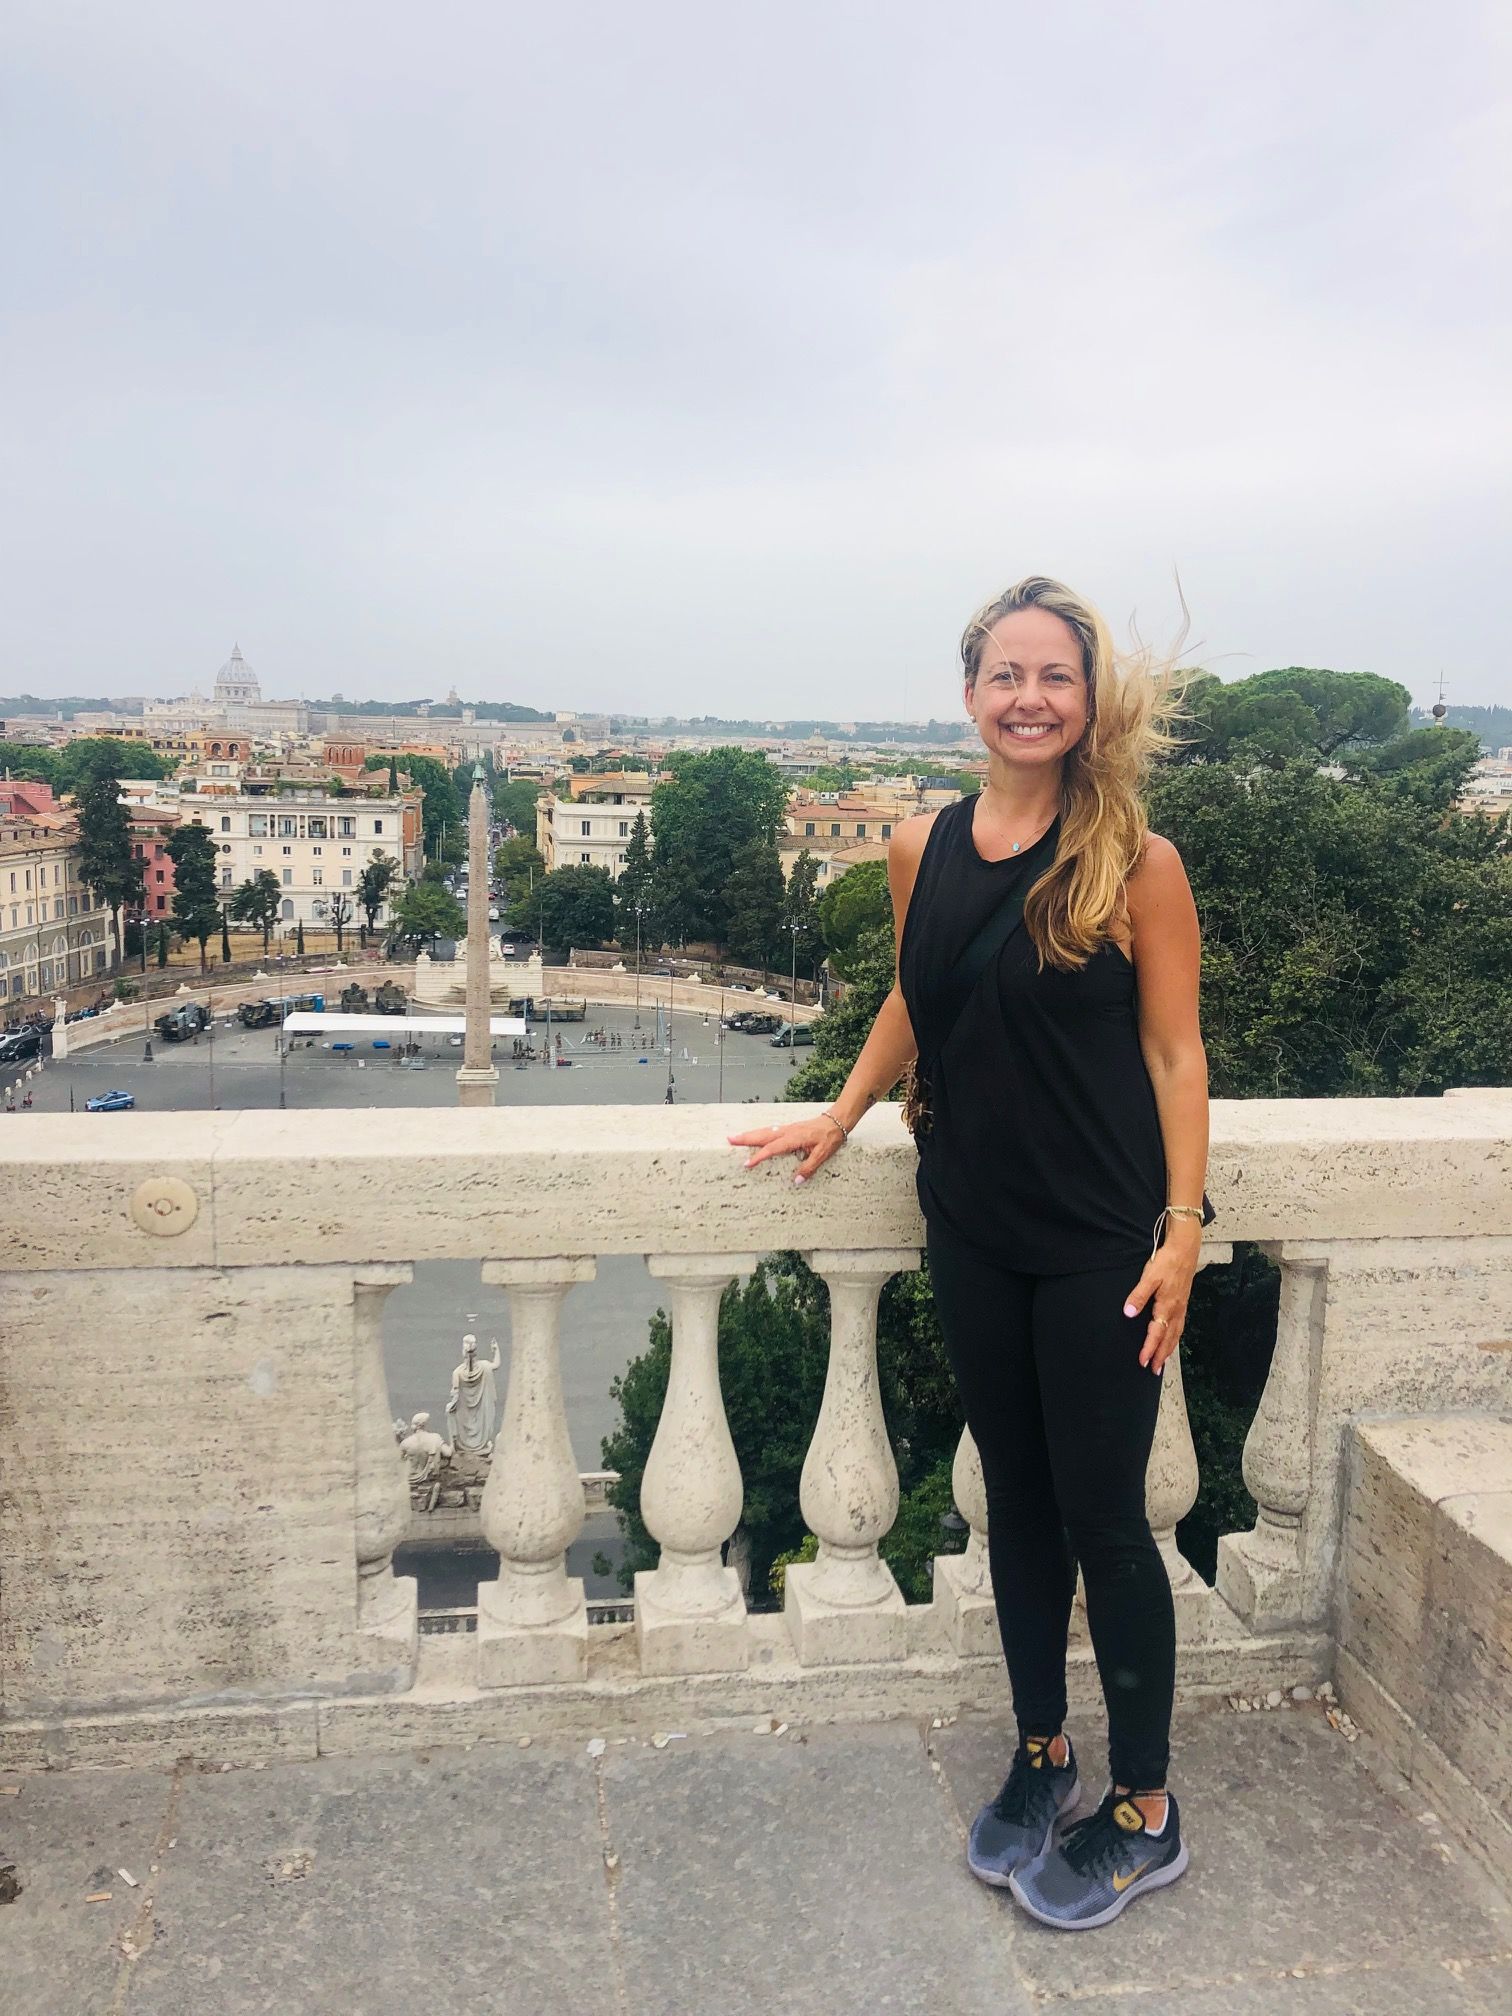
top-left (732, 573), bottom-right (1214, 1929)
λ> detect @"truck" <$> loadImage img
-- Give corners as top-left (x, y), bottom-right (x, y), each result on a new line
top-left (154, 1002), bottom-right (210, 1043)
top-left (237, 999), bottom-right (277, 1029)
top-left (372, 981), bottom-right (408, 1015)
top-left (340, 984), bottom-right (371, 1014)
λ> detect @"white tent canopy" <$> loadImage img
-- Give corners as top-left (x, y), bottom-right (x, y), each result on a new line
top-left (280, 1012), bottom-right (527, 1037)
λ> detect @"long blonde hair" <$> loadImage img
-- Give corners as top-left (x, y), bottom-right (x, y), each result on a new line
top-left (961, 575), bottom-right (1189, 971)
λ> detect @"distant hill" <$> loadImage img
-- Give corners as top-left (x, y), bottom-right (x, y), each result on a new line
top-left (0, 695), bottom-right (139, 719)
top-left (1408, 704), bottom-right (1512, 750)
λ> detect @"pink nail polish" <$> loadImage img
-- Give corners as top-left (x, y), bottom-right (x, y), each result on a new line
top-left (794, 1173), bottom-right (806, 1186)
top-left (1123, 1302), bottom-right (1137, 1317)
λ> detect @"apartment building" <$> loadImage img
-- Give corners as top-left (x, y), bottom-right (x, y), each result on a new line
top-left (536, 773), bottom-right (653, 877)
top-left (0, 808), bottom-right (113, 1004)
top-left (176, 785), bottom-right (422, 929)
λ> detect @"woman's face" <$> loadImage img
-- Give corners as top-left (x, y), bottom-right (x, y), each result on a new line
top-left (964, 607), bottom-right (1090, 768)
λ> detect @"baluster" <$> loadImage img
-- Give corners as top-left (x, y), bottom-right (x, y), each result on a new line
top-left (931, 1426), bottom-right (997, 1656)
top-left (785, 1248), bottom-right (918, 1665)
top-left (634, 1253), bottom-right (759, 1674)
top-left (476, 1257), bottom-right (596, 1686)
top-left (1145, 1242), bottom-right (1232, 1639)
top-left (1216, 1246), bottom-right (1324, 1630)
top-left (352, 1264), bottom-right (417, 1685)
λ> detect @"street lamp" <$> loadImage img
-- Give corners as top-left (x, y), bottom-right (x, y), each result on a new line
top-left (787, 920), bottom-right (800, 1065)
top-left (633, 902), bottom-right (645, 1030)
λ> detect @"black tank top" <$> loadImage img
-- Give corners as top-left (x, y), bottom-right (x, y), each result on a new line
top-left (898, 794), bottom-right (1167, 1275)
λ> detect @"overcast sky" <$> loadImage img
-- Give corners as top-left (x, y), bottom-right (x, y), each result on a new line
top-left (5, 2), bottom-right (1509, 716)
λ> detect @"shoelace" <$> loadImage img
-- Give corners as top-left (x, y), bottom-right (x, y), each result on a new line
top-left (1058, 1794), bottom-right (1143, 1878)
top-left (990, 1739), bottom-right (1062, 1826)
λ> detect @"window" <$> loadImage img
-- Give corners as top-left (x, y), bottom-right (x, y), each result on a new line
top-left (619, 821), bottom-right (629, 837)
top-left (373, 819), bottom-right (384, 835)
top-left (220, 816), bottom-right (231, 832)
top-left (220, 868), bottom-right (233, 886)
top-left (881, 823), bottom-right (891, 838)
top-left (253, 845), bottom-right (263, 857)
top-left (856, 825), bottom-right (867, 838)
top-left (804, 822), bottom-right (815, 836)
top-left (312, 846), bottom-right (322, 857)
top-left (281, 899), bottom-right (294, 919)
top-left (54, 899), bottom-right (63, 919)
top-left (581, 820), bottom-right (592, 835)
top-left (282, 845), bottom-right (292, 856)
top-left (830, 824), bottom-right (840, 837)
top-left (341, 846), bottom-right (351, 856)
top-left (279, 817), bottom-right (297, 837)
top-left (342, 869), bottom-right (353, 887)
top-left (308, 817), bottom-right (328, 839)
top-left (338, 816), bottom-right (355, 837)
top-left (155, 869), bottom-right (165, 884)
top-left (220, 843), bottom-right (231, 853)
top-left (282, 869), bottom-right (293, 886)
top-left (312, 869), bottom-right (323, 887)
top-left (581, 852), bottom-right (591, 864)
top-left (249, 815), bottom-right (268, 837)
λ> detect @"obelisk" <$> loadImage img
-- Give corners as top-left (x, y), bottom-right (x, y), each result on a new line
top-left (455, 761), bottom-right (499, 1108)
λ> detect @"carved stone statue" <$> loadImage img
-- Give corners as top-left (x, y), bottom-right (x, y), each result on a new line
top-left (398, 1411), bottom-right (452, 1485)
top-left (446, 1333), bottom-right (501, 1456)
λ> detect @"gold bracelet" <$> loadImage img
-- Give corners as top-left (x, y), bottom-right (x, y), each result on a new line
top-left (1164, 1204), bottom-right (1205, 1222)
top-left (820, 1111), bottom-right (850, 1143)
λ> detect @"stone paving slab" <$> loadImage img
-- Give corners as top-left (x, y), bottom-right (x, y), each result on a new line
top-left (0, 1702), bottom-right (1508, 2016)
top-left (600, 1718), bottom-right (1023, 2016)
top-left (930, 1698), bottom-right (1512, 2007)
top-left (0, 1767), bottom-right (173, 2016)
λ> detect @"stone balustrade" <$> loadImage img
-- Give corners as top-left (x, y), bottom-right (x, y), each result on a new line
top-left (2, 1094), bottom-right (1510, 1765)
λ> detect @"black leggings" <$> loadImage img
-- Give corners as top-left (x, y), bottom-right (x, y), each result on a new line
top-left (926, 1221), bottom-right (1174, 1791)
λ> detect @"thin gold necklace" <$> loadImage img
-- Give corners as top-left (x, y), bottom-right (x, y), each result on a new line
top-left (977, 795), bottom-right (1058, 856)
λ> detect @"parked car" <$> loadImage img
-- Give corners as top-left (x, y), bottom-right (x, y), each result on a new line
top-left (85, 1089), bottom-right (136, 1112)
top-left (769, 1023), bottom-right (815, 1047)
top-left (0, 1027), bottom-right (44, 1064)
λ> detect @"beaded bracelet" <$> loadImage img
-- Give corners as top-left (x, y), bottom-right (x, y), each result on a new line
top-left (820, 1111), bottom-right (850, 1144)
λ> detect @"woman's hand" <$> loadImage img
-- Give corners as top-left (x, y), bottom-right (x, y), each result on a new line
top-left (727, 1114), bottom-right (847, 1186)
top-left (1122, 1226), bottom-right (1202, 1374)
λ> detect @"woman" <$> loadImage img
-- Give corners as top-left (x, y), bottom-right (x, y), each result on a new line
top-left (729, 575), bottom-right (1209, 1931)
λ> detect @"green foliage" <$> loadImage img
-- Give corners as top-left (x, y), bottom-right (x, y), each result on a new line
top-left (165, 823), bottom-right (221, 971)
top-left (229, 870), bottom-right (282, 953)
top-left (723, 837), bottom-right (785, 970)
top-left (780, 848), bottom-right (824, 973)
top-left (0, 741), bottom-right (61, 787)
top-left (1145, 755), bottom-right (1512, 1096)
top-left (648, 749), bottom-right (788, 947)
top-left (493, 834), bottom-right (545, 915)
top-left (786, 921), bottom-right (897, 1103)
top-left (493, 779), bottom-right (540, 834)
top-left (220, 908), bottom-right (232, 963)
top-left (74, 761), bottom-right (144, 965)
top-left (365, 751), bottom-right (462, 857)
top-left (56, 737), bottom-right (176, 788)
top-left (295, 919), bottom-right (305, 955)
top-left (156, 923), bottom-right (169, 968)
top-left (512, 864), bottom-right (615, 956)
top-left (356, 852), bottom-right (399, 931)
top-left (393, 880), bottom-right (466, 946)
top-left (1409, 702), bottom-right (1512, 750)
top-left (817, 858), bottom-right (892, 979)
top-left (1175, 667), bottom-right (1411, 768)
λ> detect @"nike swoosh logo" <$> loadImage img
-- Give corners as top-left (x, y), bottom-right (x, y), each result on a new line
top-left (1112, 1859), bottom-right (1155, 1893)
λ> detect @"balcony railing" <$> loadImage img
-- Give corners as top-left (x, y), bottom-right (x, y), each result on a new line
top-left (2, 1093), bottom-right (1510, 1762)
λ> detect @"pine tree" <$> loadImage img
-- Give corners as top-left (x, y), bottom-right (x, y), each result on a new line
top-left (165, 824), bottom-right (221, 973)
top-left (220, 908), bottom-right (231, 963)
top-left (723, 836), bottom-right (785, 972)
top-left (74, 765), bottom-right (144, 971)
top-left (615, 810), bottom-right (654, 947)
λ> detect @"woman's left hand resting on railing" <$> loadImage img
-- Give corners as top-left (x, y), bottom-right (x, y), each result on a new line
top-left (727, 1113), bottom-right (849, 1185)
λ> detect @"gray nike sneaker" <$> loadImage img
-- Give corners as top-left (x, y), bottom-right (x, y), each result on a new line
top-left (966, 1734), bottom-right (1081, 1887)
top-left (1009, 1789), bottom-right (1188, 1929)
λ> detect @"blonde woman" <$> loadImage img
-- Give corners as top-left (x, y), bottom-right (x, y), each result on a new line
top-left (729, 576), bottom-right (1210, 1930)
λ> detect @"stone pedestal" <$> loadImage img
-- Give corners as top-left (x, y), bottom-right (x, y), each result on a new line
top-left (931, 1428), bottom-right (997, 1657)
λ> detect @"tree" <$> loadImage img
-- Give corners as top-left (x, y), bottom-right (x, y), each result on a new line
top-left (165, 823), bottom-right (221, 973)
top-left (329, 892), bottom-right (353, 953)
top-left (220, 908), bottom-right (231, 963)
top-left (56, 737), bottom-right (175, 790)
top-left (357, 852), bottom-right (400, 934)
top-left (392, 879), bottom-right (466, 949)
top-left (74, 764), bottom-right (144, 971)
top-left (295, 919), bottom-right (305, 955)
top-left (723, 837), bottom-right (785, 972)
top-left (387, 757), bottom-right (399, 794)
top-left (648, 749), bottom-right (788, 947)
top-left (1175, 668), bottom-right (1411, 768)
top-left (780, 847), bottom-right (824, 975)
top-left (230, 870), bottom-right (282, 955)
top-left (817, 858), bottom-right (891, 980)
top-left (366, 752), bottom-right (462, 860)
top-left (494, 778), bottom-right (540, 835)
top-left (156, 923), bottom-right (169, 968)
top-left (614, 810), bottom-right (654, 947)
top-left (511, 864), bottom-right (614, 957)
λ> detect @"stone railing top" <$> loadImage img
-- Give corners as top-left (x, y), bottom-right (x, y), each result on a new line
top-left (4, 1095), bottom-right (1511, 1274)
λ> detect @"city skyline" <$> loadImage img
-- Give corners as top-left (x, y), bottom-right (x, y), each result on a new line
top-left (6, 4), bottom-right (1510, 712)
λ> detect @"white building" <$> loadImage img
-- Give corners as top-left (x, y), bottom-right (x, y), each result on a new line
top-left (176, 785), bottom-right (422, 930)
top-left (536, 774), bottom-right (654, 877)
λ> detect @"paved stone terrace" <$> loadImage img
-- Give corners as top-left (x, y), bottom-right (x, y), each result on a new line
top-left (2, 1699), bottom-right (1508, 2016)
